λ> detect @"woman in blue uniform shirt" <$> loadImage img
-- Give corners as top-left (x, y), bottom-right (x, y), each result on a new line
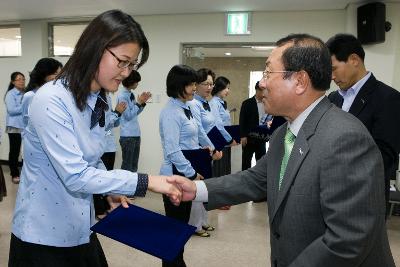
top-left (21, 57), bottom-right (63, 129)
top-left (9, 10), bottom-right (181, 267)
top-left (159, 65), bottom-right (220, 267)
top-left (209, 77), bottom-right (233, 175)
top-left (4, 71), bottom-right (25, 184)
top-left (187, 68), bottom-right (235, 236)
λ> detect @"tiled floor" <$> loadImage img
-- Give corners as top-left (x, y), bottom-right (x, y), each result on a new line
top-left (1, 161), bottom-right (399, 266)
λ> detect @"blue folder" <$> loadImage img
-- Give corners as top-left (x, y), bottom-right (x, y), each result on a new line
top-left (224, 125), bottom-right (240, 143)
top-left (90, 204), bottom-right (196, 262)
top-left (207, 126), bottom-right (229, 151)
top-left (173, 149), bottom-right (212, 179)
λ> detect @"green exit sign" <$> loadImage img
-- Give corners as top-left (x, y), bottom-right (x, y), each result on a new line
top-left (226, 12), bottom-right (251, 35)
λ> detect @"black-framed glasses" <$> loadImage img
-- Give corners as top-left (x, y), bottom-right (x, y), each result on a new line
top-left (262, 70), bottom-right (294, 80)
top-left (106, 48), bottom-right (139, 71)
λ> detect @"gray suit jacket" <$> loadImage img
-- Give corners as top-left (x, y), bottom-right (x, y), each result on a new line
top-left (204, 97), bottom-right (394, 267)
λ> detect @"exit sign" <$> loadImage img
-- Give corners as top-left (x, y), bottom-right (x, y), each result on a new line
top-left (226, 12), bottom-right (251, 35)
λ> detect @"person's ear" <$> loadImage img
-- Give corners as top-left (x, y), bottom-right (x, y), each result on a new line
top-left (294, 70), bottom-right (309, 95)
top-left (348, 53), bottom-right (362, 67)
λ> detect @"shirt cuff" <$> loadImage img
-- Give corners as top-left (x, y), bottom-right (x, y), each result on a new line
top-left (134, 173), bottom-right (148, 197)
top-left (194, 181), bottom-right (208, 202)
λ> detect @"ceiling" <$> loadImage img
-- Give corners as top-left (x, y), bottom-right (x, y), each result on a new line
top-left (0, 0), bottom-right (393, 22)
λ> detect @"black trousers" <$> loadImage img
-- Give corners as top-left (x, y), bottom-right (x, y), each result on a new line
top-left (241, 140), bottom-right (266, 171)
top-left (8, 133), bottom-right (21, 178)
top-left (93, 152), bottom-right (116, 215)
top-left (100, 152), bottom-right (115, 171)
top-left (9, 233), bottom-right (108, 267)
top-left (0, 164), bottom-right (7, 201)
top-left (162, 195), bottom-right (192, 267)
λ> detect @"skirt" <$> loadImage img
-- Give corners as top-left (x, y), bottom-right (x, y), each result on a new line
top-left (8, 233), bottom-right (108, 267)
top-left (212, 146), bottom-right (231, 177)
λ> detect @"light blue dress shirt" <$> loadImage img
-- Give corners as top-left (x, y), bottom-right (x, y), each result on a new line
top-left (5, 87), bottom-right (24, 129)
top-left (209, 96), bottom-right (231, 126)
top-left (338, 72), bottom-right (371, 112)
top-left (159, 98), bottom-right (202, 177)
top-left (21, 89), bottom-right (38, 129)
top-left (104, 94), bottom-right (120, 153)
top-left (12, 80), bottom-right (146, 247)
top-left (117, 87), bottom-right (144, 137)
top-left (188, 94), bottom-right (232, 146)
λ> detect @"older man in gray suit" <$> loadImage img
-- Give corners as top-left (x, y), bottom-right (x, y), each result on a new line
top-left (168, 34), bottom-right (394, 267)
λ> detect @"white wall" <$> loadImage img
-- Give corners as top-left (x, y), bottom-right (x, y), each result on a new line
top-left (0, 6), bottom-right (397, 174)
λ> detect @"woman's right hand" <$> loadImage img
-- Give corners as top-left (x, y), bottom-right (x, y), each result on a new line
top-left (148, 175), bottom-right (182, 205)
top-left (195, 173), bottom-right (204, 180)
top-left (212, 150), bottom-right (223, 160)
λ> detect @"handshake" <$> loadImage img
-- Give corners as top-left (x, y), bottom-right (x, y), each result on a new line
top-left (148, 175), bottom-right (198, 205)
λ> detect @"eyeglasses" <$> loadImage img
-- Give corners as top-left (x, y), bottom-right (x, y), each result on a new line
top-left (262, 70), bottom-right (293, 80)
top-left (199, 82), bottom-right (214, 87)
top-left (106, 48), bottom-right (140, 71)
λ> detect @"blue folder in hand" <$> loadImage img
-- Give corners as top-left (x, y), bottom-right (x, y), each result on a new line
top-left (207, 126), bottom-right (229, 151)
top-left (224, 125), bottom-right (240, 144)
top-left (90, 204), bottom-right (196, 262)
top-left (173, 149), bottom-right (212, 179)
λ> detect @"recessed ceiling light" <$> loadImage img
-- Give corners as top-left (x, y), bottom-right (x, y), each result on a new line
top-left (225, 52), bottom-right (232, 56)
top-left (251, 46), bottom-right (275, 51)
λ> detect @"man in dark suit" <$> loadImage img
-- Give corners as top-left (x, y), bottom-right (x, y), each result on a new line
top-left (326, 33), bottom-right (400, 215)
top-left (239, 82), bottom-right (285, 171)
top-left (168, 34), bottom-right (394, 267)
top-left (239, 82), bottom-right (267, 170)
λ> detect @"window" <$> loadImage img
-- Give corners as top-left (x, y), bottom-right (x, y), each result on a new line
top-left (0, 26), bottom-right (21, 57)
top-left (49, 23), bottom-right (88, 56)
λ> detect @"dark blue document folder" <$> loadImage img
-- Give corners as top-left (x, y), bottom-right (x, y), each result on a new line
top-left (224, 125), bottom-right (240, 143)
top-left (173, 149), bottom-right (212, 179)
top-left (207, 126), bottom-right (228, 151)
top-left (90, 204), bottom-right (196, 261)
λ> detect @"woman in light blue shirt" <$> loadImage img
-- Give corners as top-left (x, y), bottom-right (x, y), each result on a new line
top-left (21, 57), bottom-right (63, 129)
top-left (118, 70), bottom-right (151, 172)
top-left (9, 10), bottom-right (181, 267)
top-left (4, 72), bottom-right (25, 184)
top-left (94, 93), bottom-right (126, 219)
top-left (159, 65), bottom-right (218, 266)
top-left (209, 76), bottom-right (233, 178)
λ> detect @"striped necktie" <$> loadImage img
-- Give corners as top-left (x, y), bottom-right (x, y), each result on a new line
top-left (279, 128), bottom-right (296, 190)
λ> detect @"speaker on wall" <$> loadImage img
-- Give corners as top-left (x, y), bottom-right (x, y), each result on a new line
top-left (357, 2), bottom-right (386, 44)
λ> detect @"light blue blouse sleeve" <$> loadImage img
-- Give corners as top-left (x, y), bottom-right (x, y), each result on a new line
top-left (210, 99), bottom-right (232, 142)
top-left (160, 110), bottom-right (196, 177)
top-left (21, 94), bottom-right (31, 128)
top-left (189, 101), bottom-right (214, 149)
top-left (5, 90), bottom-right (23, 115)
top-left (30, 93), bottom-right (140, 196)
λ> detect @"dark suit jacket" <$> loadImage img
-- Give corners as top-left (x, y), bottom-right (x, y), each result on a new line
top-left (205, 97), bottom-right (394, 267)
top-left (328, 74), bottom-right (400, 181)
top-left (239, 96), bottom-right (259, 139)
top-left (239, 96), bottom-right (285, 142)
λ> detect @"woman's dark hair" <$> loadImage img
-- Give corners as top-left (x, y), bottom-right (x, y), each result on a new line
top-left (25, 58), bottom-right (63, 93)
top-left (122, 70), bottom-right (141, 87)
top-left (57, 9), bottom-right (149, 111)
top-left (197, 68), bottom-right (216, 83)
top-left (166, 65), bottom-right (198, 99)
top-left (4, 72), bottom-right (25, 100)
top-left (212, 76), bottom-right (230, 96)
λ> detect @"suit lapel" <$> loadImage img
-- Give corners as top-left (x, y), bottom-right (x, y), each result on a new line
top-left (270, 97), bottom-right (332, 222)
top-left (348, 74), bottom-right (376, 116)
